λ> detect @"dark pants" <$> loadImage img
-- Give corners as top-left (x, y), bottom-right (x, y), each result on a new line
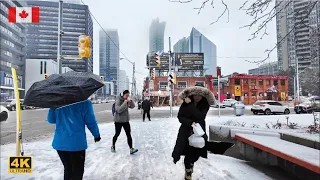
top-left (112, 122), bottom-right (133, 148)
top-left (57, 150), bottom-right (86, 180)
top-left (143, 110), bottom-right (151, 121)
top-left (184, 155), bottom-right (200, 170)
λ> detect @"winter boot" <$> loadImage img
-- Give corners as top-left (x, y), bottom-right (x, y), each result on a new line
top-left (111, 146), bottom-right (116, 153)
top-left (185, 168), bottom-right (192, 180)
top-left (130, 148), bottom-right (138, 155)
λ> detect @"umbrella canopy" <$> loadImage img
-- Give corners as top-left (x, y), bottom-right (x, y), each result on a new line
top-left (178, 86), bottom-right (216, 105)
top-left (24, 71), bottom-right (104, 108)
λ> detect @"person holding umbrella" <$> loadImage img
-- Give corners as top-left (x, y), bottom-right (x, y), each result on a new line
top-left (47, 100), bottom-right (101, 180)
top-left (111, 90), bottom-right (138, 154)
top-left (23, 72), bottom-right (104, 180)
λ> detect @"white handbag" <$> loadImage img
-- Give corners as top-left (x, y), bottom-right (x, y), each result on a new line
top-left (192, 123), bottom-right (205, 137)
top-left (188, 134), bottom-right (205, 148)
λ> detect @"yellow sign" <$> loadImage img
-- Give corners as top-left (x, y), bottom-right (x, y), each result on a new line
top-left (11, 68), bottom-right (22, 156)
top-left (280, 92), bottom-right (286, 101)
top-left (8, 156), bottom-right (33, 174)
top-left (234, 85), bottom-right (241, 96)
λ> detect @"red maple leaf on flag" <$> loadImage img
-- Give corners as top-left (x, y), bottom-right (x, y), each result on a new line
top-left (19, 10), bottom-right (28, 19)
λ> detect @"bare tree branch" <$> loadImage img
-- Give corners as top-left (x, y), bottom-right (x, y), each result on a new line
top-left (169, 0), bottom-right (319, 65)
top-left (245, 1), bottom-right (318, 64)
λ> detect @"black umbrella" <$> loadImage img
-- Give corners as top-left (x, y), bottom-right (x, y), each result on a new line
top-left (24, 71), bottom-right (104, 108)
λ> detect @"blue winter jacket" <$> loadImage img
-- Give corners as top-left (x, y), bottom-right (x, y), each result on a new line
top-left (47, 100), bottom-right (100, 151)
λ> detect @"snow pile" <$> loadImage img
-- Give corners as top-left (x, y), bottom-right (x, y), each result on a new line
top-left (207, 114), bottom-right (320, 139)
top-left (1, 118), bottom-right (285, 180)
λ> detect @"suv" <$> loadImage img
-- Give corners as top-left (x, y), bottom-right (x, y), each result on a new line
top-left (251, 100), bottom-right (290, 115)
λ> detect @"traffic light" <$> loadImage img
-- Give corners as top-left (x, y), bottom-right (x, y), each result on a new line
top-left (151, 68), bottom-right (155, 80)
top-left (78, 35), bottom-right (91, 58)
top-left (100, 76), bottom-right (104, 82)
top-left (168, 72), bottom-right (176, 84)
top-left (155, 52), bottom-right (161, 66)
top-left (44, 74), bottom-right (49, 79)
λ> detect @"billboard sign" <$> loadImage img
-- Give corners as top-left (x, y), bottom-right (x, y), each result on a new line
top-left (147, 52), bottom-right (204, 70)
top-left (174, 53), bottom-right (204, 70)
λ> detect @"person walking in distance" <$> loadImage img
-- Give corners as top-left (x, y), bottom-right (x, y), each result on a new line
top-left (142, 97), bottom-right (153, 121)
top-left (111, 90), bottom-right (138, 154)
top-left (47, 100), bottom-right (101, 180)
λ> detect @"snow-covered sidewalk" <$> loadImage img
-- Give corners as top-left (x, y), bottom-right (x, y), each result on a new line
top-left (207, 114), bottom-right (320, 140)
top-left (1, 118), bottom-right (286, 180)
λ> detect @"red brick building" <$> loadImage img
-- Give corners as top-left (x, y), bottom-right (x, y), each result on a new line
top-left (218, 74), bottom-right (289, 105)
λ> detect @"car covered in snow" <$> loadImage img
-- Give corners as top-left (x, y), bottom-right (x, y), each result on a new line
top-left (251, 100), bottom-right (290, 115)
top-left (0, 105), bottom-right (9, 121)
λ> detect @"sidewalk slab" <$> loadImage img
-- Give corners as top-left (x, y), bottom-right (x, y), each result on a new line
top-left (1, 118), bottom-right (290, 179)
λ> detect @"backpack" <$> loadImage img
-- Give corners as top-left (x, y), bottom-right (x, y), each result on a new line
top-left (112, 103), bottom-right (116, 116)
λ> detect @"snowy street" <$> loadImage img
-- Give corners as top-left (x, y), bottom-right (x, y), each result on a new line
top-left (0, 117), bottom-right (293, 180)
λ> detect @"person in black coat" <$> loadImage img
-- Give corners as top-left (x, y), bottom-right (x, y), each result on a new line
top-left (172, 86), bottom-right (233, 180)
top-left (142, 97), bottom-right (153, 121)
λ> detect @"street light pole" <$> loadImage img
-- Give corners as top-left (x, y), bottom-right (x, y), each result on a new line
top-left (57, 0), bottom-right (63, 74)
top-left (168, 37), bottom-right (173, 118)
top-left (131, 62), bottom-right (136, 99)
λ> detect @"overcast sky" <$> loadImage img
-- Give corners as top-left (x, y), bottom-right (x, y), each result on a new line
top-left (81, 0), bottom-right (278, 89)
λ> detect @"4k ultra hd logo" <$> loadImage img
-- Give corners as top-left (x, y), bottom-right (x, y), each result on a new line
top-left (8, 156), bottom-right (33, 174)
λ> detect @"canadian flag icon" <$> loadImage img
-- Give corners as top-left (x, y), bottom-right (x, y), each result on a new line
top-left (8, 7), bottom-right (40, 23)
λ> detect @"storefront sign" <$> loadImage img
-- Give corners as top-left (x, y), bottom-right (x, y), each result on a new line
top-left (234, 85), bottom-right (241, 96)
top-left (231, 74), bottom-right (288, 80)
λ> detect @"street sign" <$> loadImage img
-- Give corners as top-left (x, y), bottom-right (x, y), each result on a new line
top-left (149, 80), bottom-right (154, 90)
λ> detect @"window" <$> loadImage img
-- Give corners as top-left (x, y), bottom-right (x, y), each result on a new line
top-left (243, 79), bottom-right (248, 84)
top-left (244, 92), bottom-right (248, 98)
top-left (259, 92), bottom-right (264, 97)
top-left (274, 80), bottom-right (278, 86)
top-left (259, 80), bottom-right (263, 85)
top-left (195, 81), bottom-right (204, 87)
top-left (251, 92), bottom-right (256, 97)
top-left (40, 61), bottom-right (43, 74)
top-left (251, 79), bottom-right (256, 85)
top-left (234, 79), bottom-right (240, 85)
top-left (280, 80), bottom-right (285, 86)
top-left (44, 61), bottom-right (47, 74)
top-left (177, 81), bottom-right (187, 88)
top-left (266, 80), bottom-right (270, 86)
top-left (159, 81), bottom-right (168, 89)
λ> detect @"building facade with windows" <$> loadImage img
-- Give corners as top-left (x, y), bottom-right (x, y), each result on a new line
top-left (276, 0), bottom-right (320, 71)
top-left (118, 70), bottom-right (127, 93)
top-left (0, 0), bottom-right (26, 100)
top-left (25, 59), bottom-right (72, 93)
top-left (149, 76), bottom-right (206, 105)
top-left (173, 37), bottom-right (189, 53)
top-left (248, 61), bottom-right (279, 75)
top-left (99, 29), bottom-right (119, 95)
top-left (149, 18), bottom-right (166, 53)
top-left (173, 28), bottom-right (217, 77)
top-left (220, 74), bottom-right (288, 105)
top-left (25, 0), bottom-right (93, 72)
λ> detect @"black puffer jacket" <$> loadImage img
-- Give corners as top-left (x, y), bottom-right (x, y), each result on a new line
top-left (172, 97), bottom-right (210, 163)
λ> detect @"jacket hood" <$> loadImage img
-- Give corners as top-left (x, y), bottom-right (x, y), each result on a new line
top-left (178, 86), bottom-right (216, 105)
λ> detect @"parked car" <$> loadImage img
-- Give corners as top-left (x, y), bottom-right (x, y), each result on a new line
top-left (251, 100), bottom-right (290, 115)
top-left (0, 105), bottom-right (9, 121)
top-left (213, 102), bottom-right (226, 108)
top-left (0, 99), bottom-right (27, 111)
top-left (222, 99), bottom-right (238, 107)
top-left (294, 101), bottom-right (313, 114)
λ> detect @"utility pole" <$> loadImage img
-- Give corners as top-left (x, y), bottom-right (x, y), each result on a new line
top-left (57, 0), bottom-right (63, 74)
top-left (295, 58), bottom-right (300, 102)
top-left (218, 76), bottom-right (221, 117)
top-left (131, 62), bottom-right (136, 99)
top-left (168, 37), bottom-right (173, 118)
top-left (148, 53), bottom-right (151, 100)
